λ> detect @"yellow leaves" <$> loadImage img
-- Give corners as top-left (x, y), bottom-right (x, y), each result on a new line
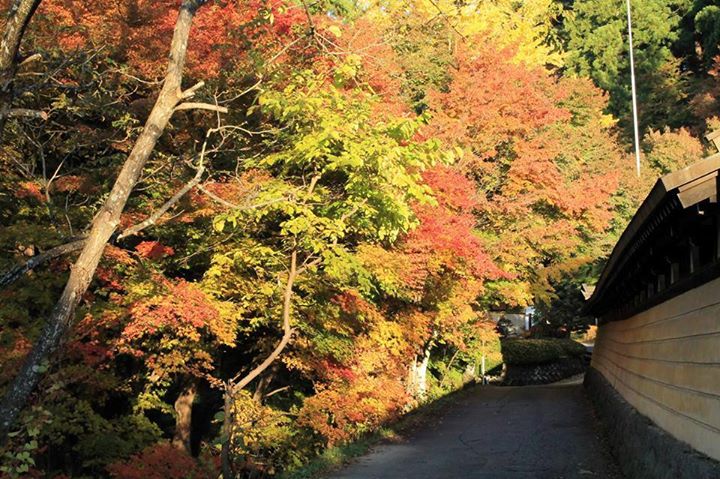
top-left (368, 320), bottom-right (406, 356)
top-left (334, 54), bottom-right (364, 86)
top-left (488, 280), bottom-right (534, 308)
top-left (456, 0), bottom-right (565, 68)
top-left (599, 112), bottom-right (617, 129)
top-left (228, 390), bottom-right (294, 463)
top-left (370, 0), bottom-right (564, 68)
top-left (208, 300), bottom-right (241, 347)
top-left (327, 25), bottom-right (343, 38)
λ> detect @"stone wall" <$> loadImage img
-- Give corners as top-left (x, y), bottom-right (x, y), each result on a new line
top-left (585, 368), bottom-right (719, 479)
top-left (592, 276), bottom-right (720, 461)
top-left (502, 357), bottom-right (586, 386)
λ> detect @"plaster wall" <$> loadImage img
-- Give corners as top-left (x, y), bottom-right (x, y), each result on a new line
top-left (592, 275), bottom-right (720, 460)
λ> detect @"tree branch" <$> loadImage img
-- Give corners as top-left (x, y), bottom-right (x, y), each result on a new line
top-left (180, 80), bottom-right (205, 99)
top-left (117, 163), bottom-right (205, 240)
top-left (0, 169), bottom-right (206, 289)
top-left (221, 249), bottom-right (298, 477)
top-left (0, 239), bottom-right (85, 288)
top-left (230, 249), bottom-right (297, 391)
top-left (174, 102), bottom-right (228, 114)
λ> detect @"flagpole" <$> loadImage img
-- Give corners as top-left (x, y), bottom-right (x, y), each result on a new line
top-left (626, 0), bottom-right (641, 177)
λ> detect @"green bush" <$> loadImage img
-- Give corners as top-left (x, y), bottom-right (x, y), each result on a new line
top-left (557, 338), bottom-right (588, 358)
top-left (501, 339), bottom-right (586, 365)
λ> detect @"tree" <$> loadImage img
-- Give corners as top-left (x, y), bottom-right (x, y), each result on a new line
top-left (0, 0), bottom-right (44, 134)
top-left (0, 0), bottom-right (217, 442)
top-left (676, 0), bottom-right (720, 71)
top-left (0, 0), bottom-right (651, 474)
top-left (202, 71), bottom-right (446, 474)
top-left (427, 41), bottom-right (620, 309)
top-left (564, 0), bottom-right (691, 132)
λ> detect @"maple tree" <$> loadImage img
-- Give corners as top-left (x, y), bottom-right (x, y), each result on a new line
top-left (0, 0), bottom-right (713, 477)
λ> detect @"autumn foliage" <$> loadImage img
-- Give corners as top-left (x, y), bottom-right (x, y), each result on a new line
top-left (0, 0), bottom-right (713, 477)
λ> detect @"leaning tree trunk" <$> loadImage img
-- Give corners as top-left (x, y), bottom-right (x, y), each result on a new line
top-left (0, 0), bottom-right (41, 134)
top-left (0, 0), bottom-right (209, 443)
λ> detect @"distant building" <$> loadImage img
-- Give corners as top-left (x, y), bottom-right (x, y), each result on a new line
top-left (489, 307), bottom-right (534, 336)
top-left (585, 155), bottom-right (720, 477)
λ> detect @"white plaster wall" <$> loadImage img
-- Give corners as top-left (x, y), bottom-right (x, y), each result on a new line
top-left (592, 276), bottom-right (720, 460)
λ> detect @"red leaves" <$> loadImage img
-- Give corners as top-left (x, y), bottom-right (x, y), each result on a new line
top-left (14, 181), bottom-right (44, 202)
top-left (135, 241), bottom-right (175, 260)
top-left (403, 165), bottom-right (504, 280)
top-left (107, 443), bottom-right (214, 479)
top-left (36, 0), bottom-right (308, 79)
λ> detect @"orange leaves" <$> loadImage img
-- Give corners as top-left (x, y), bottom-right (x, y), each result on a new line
top-left (124, 280), bottom-right (230, 344)
top-left (298, 376), bottom-right (408, 446)
top-left (107, 443), bottom-right (214, 479)
top-left (418, 36), bottom-right (626, 308)
top-left (35, 0), bottom-right (307, 79)
top-left (135, 241), bottom-right (175, 260)
top-left (117, 280), bottom-right (235, 381)
top-left (326, 17), bottom-right (408, 115)
top-left (103, 245), bottom-right (136, 266)
top-left (14, 181), bottom-right (44, 202)
top-left (51, 175), bottom-right (89, 194)
top-left (427, 42), bottom-right (568, 161)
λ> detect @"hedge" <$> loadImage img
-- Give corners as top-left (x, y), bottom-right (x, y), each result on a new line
top-left (501, 338), bottom-right (587, 366)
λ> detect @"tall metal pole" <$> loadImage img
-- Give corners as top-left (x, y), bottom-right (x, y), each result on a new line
top-left (626, 0), bottom-right (641, 177)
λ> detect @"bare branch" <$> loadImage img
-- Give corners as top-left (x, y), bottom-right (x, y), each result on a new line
top-left (3, 107), bottom-right (46, 119)
top-left (197, 183), bottom-right (240, 209)
top-left (180, 80), bottom-right (205, 99)
top-left (17, 52), bottom-right (41, 68)
top-left (264, 385), bottom-right (290, 398)
top-left (117, 163), bottom-right (205, 240)
top-left (0, 239), bottom-right (85, 289)
top-left (174, 102), bottom-right (228, 114)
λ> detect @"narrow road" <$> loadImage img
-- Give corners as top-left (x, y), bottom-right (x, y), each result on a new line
top-left (330, 380), bottom-right (622, 479)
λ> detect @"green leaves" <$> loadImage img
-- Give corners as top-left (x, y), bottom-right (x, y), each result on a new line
top-left (564, 0), bottom-right (691, 131)
top-left (220, 73), bottom-right (449, 250)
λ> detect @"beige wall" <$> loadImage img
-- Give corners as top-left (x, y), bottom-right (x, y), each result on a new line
top-left (592, 276), bottom-right (720, 461)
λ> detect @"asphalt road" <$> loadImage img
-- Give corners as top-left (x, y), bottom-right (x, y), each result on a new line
top-left (329, 380), bottom-right (622, 479)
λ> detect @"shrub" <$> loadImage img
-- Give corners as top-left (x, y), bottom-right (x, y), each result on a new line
top-left (557, 338), bottom-right (587, 358)
top-left (106, 444), bottom-right (214, 479)
top-left (501, 338), bottom-right (586, 365)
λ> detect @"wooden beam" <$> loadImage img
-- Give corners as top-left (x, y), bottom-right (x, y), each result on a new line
top-left (706, 129), bottom-right (720, 152)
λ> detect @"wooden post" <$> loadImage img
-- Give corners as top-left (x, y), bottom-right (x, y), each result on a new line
top-left (689, 238), bottom-right (699, 274)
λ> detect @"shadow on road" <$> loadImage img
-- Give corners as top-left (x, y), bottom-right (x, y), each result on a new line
top-left (327, 380), bottom-right (623, 479)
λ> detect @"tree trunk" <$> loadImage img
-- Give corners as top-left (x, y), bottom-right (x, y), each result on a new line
top-left (408, 342), bottom-right (432, 400)
top-left (172, 382), bottom-right (196, 454)
top-left (221, 388), bottom-right (235, 479)
top-left (252, 364), bottom-right (277, 403)
top-left (0, 0), bottom-right (208, 443)
top-left (438, 348), bottom-right (460, 390)
top-left (220, 249), bottom-right (299, 477)
top-left (0, 0), bottom-right (41, 133)
top-left (463, 362), bottom-right (476, 383)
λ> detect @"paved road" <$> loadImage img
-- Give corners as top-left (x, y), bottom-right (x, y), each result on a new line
top-left (330, 381), bottom-right (622, 479)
